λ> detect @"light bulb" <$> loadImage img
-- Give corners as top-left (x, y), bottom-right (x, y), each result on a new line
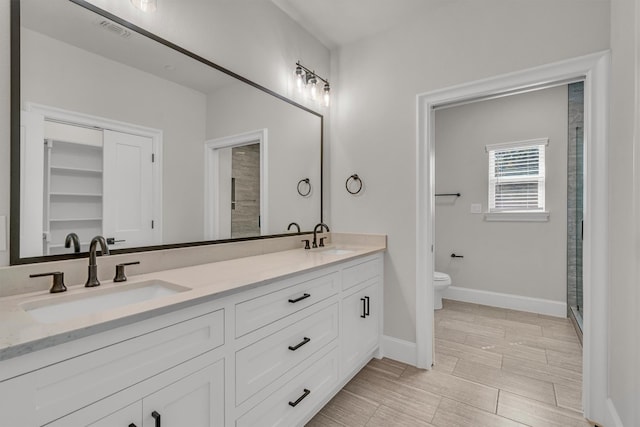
top-left (131, 0), bottom-right (157, 12)
top-left (295, 66), bottom-right (304, 92)
top-left (308, 75), bottom-right (318, 100)
top-left (323, 83), bottom-right (330, 107)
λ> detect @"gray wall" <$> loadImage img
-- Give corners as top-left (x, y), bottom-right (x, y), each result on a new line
top-left (434, 86), bottom-right (568, 303)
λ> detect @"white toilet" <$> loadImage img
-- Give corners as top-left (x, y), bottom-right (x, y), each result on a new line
top-left (433, 271), bottom-right (452, 310)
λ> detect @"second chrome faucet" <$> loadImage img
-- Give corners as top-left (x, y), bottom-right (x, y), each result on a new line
top-left (85, 236), bottom-right (110, 287)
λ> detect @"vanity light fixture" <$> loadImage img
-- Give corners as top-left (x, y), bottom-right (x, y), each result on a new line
top-left (294, 61), bottom-right (330, 107)
top-left (131, 0), bottom-right (157, 13)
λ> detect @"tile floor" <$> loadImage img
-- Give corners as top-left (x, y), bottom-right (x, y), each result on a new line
top-left (307, 299), bottom-right (594, 427)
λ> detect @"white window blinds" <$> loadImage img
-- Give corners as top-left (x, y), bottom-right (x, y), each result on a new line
top-left (486, 138), bottom-right (548, 212)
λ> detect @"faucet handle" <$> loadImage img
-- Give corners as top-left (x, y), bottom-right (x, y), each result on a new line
top-left (319, 237), bottom-right (328, 247)
top-left (30, 271), bottom-right (67, 293)
top-left (301, 239), bottom-right (311, 250)
top-left (114, 261), bottom-right (140, 282)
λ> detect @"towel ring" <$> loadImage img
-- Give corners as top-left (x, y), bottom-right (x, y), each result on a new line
top-left (297, 178), bottom-right (311, 197)
top-left (345, 174), bottom-right (363, 195)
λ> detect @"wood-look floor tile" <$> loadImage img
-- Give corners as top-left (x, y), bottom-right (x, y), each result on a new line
top-left (366, 404), bottom-right (435, 427)
top-left (555, 382), bottom-right (583, 413)
top-left (464, 334), bottom-right (548, 363)
top-left (505, 310), bottom-right (570, 327)
top-left (431, 397), bottom-right (527, 427)
top-left (436, 307), bottom-right (477, 323)
top-left (442, 299), bottom-right (476, 313)
top-left (306, 412), bottom-right (346, 426)
top-left (502, 355), bottom-right (582, 387)
top-left (546, 349), bottom-right (583, 373)
top-left (475, 316), bottom-right (544, 337)
top-left (401, 365), bottom-right (499, 412)
top-left (318, 390), bottom-right (378, 427)
top-left (452, 359), bottom-right (556, 405)
top-left (438, 319), bottom-right (506, 340)
top-left (435, 338), bottom-right (503, 369)
top-left (366, 357), bottom-right (407, 378)
top-left (435, 325), bottom-right (468, 344)
top-left (543, 324), bottom-right (581, 343)
top-left (432, 351), bottom-right (459, 374)
top-left (344, 366), bottom-right (441, 421)
top-left (497, 391), bottom-right (593, 426)
top-left (505, 331), bottom-right (582, 356)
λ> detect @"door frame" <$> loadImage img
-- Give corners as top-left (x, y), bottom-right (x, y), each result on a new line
top-left (416, 51), bottom-right (611, 424)
top-left (25, 103), bottom-right (164, 246)
top-left (204, 129), bottom-right (268, 240)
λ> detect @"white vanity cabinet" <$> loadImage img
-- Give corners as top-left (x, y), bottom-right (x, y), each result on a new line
top-left (50, 356), bottom-right (225, 427)
top-left (0, 251), bottom-right (384, 427)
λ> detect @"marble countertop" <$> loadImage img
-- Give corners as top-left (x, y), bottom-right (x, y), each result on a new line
top-left (0, 238), bottom-right (385, 361)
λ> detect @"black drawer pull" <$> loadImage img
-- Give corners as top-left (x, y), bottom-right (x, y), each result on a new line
top-left (361, 297), bottom-right (366, 318)
top-left (151, 411), bottom-right (161, 427)
top-left (365, 296), bottom-right (370, 316)
top-left (288, 337), bottom-right (311, 351)
top-left (288, 293), bottom-right (311, 303)
top-left (289, 388), bottom-right (311, 407)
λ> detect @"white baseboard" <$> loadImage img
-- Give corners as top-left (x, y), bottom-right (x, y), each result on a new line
top-left (605, 398), bottom-right (625, 427)
top-left (381, 335), bottom-right (417, 366)
top-left (442, 286), bottom-right (567, 317)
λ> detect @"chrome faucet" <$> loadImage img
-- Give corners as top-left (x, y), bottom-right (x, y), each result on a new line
top-left (64, 232), bottom-right (81, 253)
top-left (287, 222), bottom-right (301, 233)
top-left (85, 236), bottom-right (110, 287)
top-left (312, 223), bottom-right (330, 248)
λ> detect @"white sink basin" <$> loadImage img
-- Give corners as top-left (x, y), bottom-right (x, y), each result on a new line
top-left (22, 280), bottom-right (190, 324)
top-left (318, 248), bottom-right (355, 255)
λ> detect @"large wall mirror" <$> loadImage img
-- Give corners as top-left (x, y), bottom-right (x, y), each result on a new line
top-left (11, 0), bottom-right (323, 264)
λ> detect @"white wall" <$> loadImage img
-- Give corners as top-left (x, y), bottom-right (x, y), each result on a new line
top-left (608, 0), bottom-right (640, 425)
top-left (434, 86), bottom-right (567, 302)
top-left (0, 0), bottom-right (330, 266)
top-left (21, 28), bottom-right (208, 246)
top-left (330, 0), bottom-right (609, 343)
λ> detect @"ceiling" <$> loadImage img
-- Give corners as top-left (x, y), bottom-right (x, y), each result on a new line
top-left (271, 0), bottom-right (442, 49)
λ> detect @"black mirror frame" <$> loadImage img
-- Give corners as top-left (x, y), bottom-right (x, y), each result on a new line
top-left (9, 0), bottom-right (323, 265)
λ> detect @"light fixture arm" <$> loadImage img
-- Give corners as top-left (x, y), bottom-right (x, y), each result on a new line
top-left (296, 61), bottom-right (329, 86)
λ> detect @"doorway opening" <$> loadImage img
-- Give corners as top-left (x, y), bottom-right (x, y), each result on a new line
top-left (416, 51), bottom-right (610, 423)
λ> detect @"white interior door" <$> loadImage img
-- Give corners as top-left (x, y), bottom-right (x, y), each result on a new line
top-left (103, 130), bottom-right (154, 249)
top-left (20, 110), bottom-right (45, 258)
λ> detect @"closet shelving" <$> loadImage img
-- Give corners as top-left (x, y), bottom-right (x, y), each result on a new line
top-left (44, 138), bottom-right (103, 255)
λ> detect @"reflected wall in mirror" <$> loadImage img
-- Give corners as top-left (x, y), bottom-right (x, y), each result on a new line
top-left (12, 0), bottom-right (322, 263)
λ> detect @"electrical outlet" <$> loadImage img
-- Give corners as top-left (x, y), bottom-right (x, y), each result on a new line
top-left (470, 203), bottom-right (482, 214)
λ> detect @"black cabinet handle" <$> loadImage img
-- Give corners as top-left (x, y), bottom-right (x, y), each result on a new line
top-left (288, 293), bottom-right (311, 303)
top-left (288, 337), bottom-right (311, 351)
top-left (365, 296), bottom-right (370, 316)
top-left (289, 388), bottom-right (311, 407)
top-left (361, 297), bottom-right (366, 318)
top-left (151, 411), bottom-right (161, 427)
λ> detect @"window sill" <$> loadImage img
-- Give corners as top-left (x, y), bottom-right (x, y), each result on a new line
top-left (484, 211), bottom-right (550, 222)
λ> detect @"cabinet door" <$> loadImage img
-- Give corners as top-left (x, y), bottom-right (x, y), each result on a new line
top-left (341, 279), bottom-right (380, 376)
top-left (142, 359), bottom-right (224, 427)
top-left (88, 402), bottom-right (142, 427)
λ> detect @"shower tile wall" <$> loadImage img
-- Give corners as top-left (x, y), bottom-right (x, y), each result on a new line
top-left (231, 143), bottom-right (261, 238)
top-left (567, 82), bottom-right (584, 314)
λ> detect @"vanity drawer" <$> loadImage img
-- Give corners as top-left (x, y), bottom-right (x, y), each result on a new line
top-left (236, 346), bottom-right (339, 427)
top-left (235, 303), bottom-right (338, 405)
top-left (20, 308), bottom-right (224, 426)
top-left (235, 271), bottom-right (339, 337)
top-left (342, 256), bottom-right (382, 291)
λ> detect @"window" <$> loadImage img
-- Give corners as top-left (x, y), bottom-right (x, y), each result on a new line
top-left (486, 138), bottom-right (548, 213)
